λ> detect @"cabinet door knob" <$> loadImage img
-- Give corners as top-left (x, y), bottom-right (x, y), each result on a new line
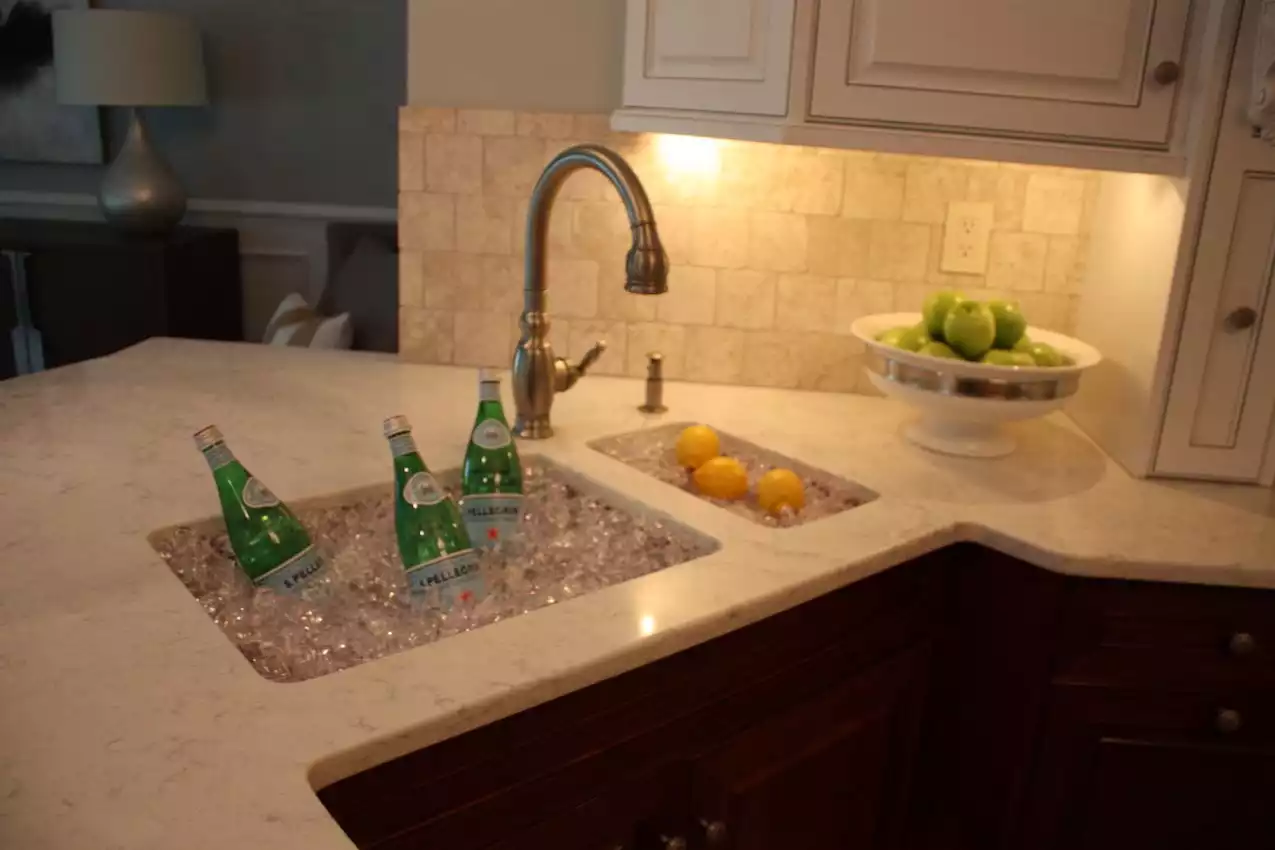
top-left (1216, 708), bottom-right (1243, 734)
top-left (700, 819), bottom-right (729, 847)
top-left (1229, 632), bottom-right (1257, 657)
top-left (1224, 306), bottom-right (1258, 332)
top-left (1153, 60), bottom-right (1181, 85)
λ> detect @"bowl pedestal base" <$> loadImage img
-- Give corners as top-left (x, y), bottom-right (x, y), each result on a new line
top-left (903, 417), bottom-right (1017, 458)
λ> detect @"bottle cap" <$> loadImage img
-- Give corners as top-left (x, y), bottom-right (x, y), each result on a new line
top-left (383, 415), bottom-right (412, 438)
top-left (478, 367), bottom-right (500, 384)
top-left (193, 425), bottom-right (224, 452)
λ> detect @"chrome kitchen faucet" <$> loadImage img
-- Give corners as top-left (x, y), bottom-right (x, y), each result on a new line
top-left (511, 144), bottom-right (669, 439)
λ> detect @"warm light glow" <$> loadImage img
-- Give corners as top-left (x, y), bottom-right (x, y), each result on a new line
top-left (639, 614), bottom-right (657, 637)
top-left (655, 134), bottom-right (722, 177)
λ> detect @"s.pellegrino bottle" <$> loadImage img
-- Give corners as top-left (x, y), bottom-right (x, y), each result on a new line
top-left (460, 370), bottom-right (524, 549)
top-left (193, 425), bottom-right (325, 593)
top-left (384, 415), bottom-right (485, 605)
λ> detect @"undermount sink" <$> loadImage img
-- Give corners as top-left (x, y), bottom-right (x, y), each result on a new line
top-left (150, 456), bottom-right (718, 683)
top-left (589, 423), bottom-right (878, 527)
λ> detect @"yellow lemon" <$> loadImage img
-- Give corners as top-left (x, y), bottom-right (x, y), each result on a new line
top-left (692, 457), bottom-right (749, 501)
top-left (757, 468), bottom-right (805, 515)
top-left (675, 424), bottom-right (721, 470)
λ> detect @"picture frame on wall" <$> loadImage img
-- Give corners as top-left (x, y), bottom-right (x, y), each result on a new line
top-left (0, 0), bottom-right (104, 164)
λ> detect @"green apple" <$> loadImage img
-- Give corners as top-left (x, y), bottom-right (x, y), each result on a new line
top-left (1012, 335), bottom-right (1034, 353)
top-left (988, 299), bottom-right (1028, 350)
top-left (898, 323), bottom-right (933, 352)
top-left (919, 341), bottom-right (960, 360)
top-left (943, 301), bottom-right (997, 360)
top-left (1024, 341), bottom-right (1065, 368)
top-left (922, 290), bottom-right (966, 340)
top-left (981, 349), bottom-right (1036, 367)
top-left (876, 326), bottom-right (910, 347)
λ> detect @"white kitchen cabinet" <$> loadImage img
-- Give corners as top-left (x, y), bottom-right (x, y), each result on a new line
top-left (808, 0), bottom-right (1192, 147)
top-left (616, 0), bottom-right (1213, 174)
top-left (1157, 0), bottom-right (1275, 484)
top-left (622, 0), bottom-right (796, 117)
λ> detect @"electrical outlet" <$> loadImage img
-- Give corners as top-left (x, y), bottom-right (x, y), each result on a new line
top-left (941, 202), bottom-right (993, 274)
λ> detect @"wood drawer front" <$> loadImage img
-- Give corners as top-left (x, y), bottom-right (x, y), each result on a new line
top-left (1056, 581), bottom-right (1275, 688)
top-left (1018, 684), bottom-right (1275, 850)
top-left (317, 556), bottom-right (944, 849)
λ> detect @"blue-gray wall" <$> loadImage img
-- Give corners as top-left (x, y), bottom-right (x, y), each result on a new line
top-left (0, 0), bottom-right (405, 207)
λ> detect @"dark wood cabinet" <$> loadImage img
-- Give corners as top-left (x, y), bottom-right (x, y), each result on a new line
top-left (319, 555), bottom-right (943, 850)
top-left (317, 545), bottom-right (1275, 850)
top-left (0, 219), bottom-right (242, 379)
top-left (1018, 685), bottom-right (1275, 850)
top-left (687, 647), bottom-right (928, 850)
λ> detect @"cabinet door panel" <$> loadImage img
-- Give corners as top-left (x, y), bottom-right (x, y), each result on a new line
top-left (1158, 0), bottom-right (1275, 483)
top-left (624, 0), bottom-right (795, 115)
top-left (1019, 685), bottom-right (1275, 850)
top-left (810, 0), bottom-right (1190, 145)
top-left (690, 648), bottom-right (928, 850)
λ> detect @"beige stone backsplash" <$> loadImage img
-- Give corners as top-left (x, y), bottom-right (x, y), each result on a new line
top-left (399, 107), bottom-right (1098, 394)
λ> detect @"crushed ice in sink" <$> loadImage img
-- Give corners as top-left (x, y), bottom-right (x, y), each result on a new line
top-left (153, 458), bottom-right (717, 683)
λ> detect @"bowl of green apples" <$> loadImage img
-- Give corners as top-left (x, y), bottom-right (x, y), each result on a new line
top-left (850, 292), bottom-right (1101, 458)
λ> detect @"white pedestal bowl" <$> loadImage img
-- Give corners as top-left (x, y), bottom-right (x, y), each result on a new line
top-left (851, 313), bottom-right (1102, 458)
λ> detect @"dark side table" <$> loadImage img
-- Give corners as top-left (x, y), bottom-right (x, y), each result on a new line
top-left (0, 219), bottom-right (242, 379)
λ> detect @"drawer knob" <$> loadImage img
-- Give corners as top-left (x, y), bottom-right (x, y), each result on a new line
top-left (1216, 708), bottom-right (1243, 735)
top-left (1224, 307), bottom-right (1258, 333)
top-left (701, 819), bottom-right (729, 847)
top-left (1153, 60), bottom-right (1181, 85)
top-left (1229, 632), bottom-right (1257, 657)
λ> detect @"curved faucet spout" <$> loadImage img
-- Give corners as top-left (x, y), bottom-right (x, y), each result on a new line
top-left (513, 145), bottom-right (669, 439)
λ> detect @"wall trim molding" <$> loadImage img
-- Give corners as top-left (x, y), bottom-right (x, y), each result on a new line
top-left (0, 191), bottom-right (396, 223)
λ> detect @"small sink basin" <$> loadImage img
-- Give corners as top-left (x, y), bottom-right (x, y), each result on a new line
top-left (150, 456), bottom-right (718, 683)
top-left (590, 422), bottom-right (877, 527)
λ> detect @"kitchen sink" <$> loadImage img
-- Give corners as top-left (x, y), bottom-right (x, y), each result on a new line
top-left (589, 422), bottom-right (877, 527)
top-left (150, 456), bottom-right (718, 683)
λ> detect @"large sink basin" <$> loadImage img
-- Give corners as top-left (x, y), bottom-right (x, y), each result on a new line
top-left (150, 456), bottom-right (718, 683)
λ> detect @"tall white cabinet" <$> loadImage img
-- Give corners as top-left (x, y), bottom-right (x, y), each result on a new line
top-left (1157, 0), bottom-right (1275, 484)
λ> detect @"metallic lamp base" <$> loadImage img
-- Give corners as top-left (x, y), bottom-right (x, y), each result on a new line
top-left (99, 108), bottom-right (188, 235)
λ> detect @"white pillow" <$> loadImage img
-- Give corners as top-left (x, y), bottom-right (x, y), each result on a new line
top-left (263, 293), bottom-right (353, 349)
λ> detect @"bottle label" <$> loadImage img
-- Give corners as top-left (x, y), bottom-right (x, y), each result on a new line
top-left (253, 546), bottom-right (326, 593)
top-left (403, 472), bottom-right (445, 507)
top-left (405, 549), bottom-right (485, 605)
top-left (388, 433), bottom-right (418, 457)
top-left (472, 419), bottom-right (512, 450)
top-left (460, 493), bottom-right (524, 548)
top-left (203, 443), bottom-right (234, 470)
top-left (242, 477), bottom-right (281, 509)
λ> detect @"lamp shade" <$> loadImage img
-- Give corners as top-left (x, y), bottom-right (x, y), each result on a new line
top-left (53, 10), bottom-right (207, 107)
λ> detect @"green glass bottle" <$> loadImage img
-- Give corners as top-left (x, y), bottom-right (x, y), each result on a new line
top-left (193, 425), bottom-right (325, 592)
top-left (460, 370), bottom-right (524, 549)
top-left (384, 415), bottom-right (485, 604)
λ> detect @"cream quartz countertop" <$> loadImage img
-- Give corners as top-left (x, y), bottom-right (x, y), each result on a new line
top-left (1, 339), bottom-right (1272, 850)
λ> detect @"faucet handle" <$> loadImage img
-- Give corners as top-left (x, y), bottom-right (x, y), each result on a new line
top-left (555, 339), bottom-right (607, 392)
top-left (578, 340), bottom-right (607, 373)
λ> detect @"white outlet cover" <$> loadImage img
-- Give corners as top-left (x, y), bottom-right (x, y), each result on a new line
top-left (941, 201), bottom-right (993, 274)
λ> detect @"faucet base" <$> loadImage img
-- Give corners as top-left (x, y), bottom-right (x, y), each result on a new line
top-left (514, 416), bottom-right (554, 440)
